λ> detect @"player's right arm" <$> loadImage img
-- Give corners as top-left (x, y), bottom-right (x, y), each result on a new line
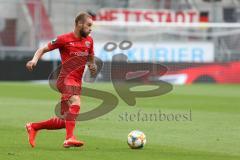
top-left (26, 36), bottom-right (64, 72)
top-left (26, 45), bottom-right (50, 72)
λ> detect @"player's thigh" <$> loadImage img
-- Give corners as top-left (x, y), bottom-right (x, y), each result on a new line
top-left (69, 95), bottom-right (81, 105)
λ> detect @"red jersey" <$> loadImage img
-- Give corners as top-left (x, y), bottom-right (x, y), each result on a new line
top-left (48, 32), bottom-right (94, 84)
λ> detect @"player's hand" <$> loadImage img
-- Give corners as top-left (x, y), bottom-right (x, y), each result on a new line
top-left (88, 64), bottom-right (97, 77)
top-left (26, 60), bottom-right (37, 72)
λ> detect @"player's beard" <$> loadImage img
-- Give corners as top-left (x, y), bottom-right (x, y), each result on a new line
top-left (79, 29), bottom-right (89, 38)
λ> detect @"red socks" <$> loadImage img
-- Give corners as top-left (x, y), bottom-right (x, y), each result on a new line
top-left (65, 105), bottom-right (80, 139)
top-left (31, 117), bottom-right (65, 130)
top-left (31, 104), bottom-right (80, 140)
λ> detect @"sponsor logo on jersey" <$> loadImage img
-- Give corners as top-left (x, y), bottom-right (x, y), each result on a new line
top-left (70, 51), bottom-right (88, 56)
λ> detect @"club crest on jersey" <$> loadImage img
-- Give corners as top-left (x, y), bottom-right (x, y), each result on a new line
top-left (85, 41), bottom-right (91, 48)
top-left (51, 38), bottom-right (57, 44)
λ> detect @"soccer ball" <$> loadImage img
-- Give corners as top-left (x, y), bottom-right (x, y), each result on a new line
top-left (127, 130), bottom-right (146, 149)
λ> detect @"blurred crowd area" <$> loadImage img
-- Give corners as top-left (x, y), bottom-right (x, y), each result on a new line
top-left (0, 0), bottom-right (240, 61)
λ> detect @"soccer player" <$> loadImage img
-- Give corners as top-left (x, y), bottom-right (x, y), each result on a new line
top-left (25, 12), bottom-right (96, 148)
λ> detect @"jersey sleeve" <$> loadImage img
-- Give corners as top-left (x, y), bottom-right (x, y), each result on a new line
top-left (47, 36), bottom-right (64, 51)
top-left (89, 38), bottom-right (94, 56)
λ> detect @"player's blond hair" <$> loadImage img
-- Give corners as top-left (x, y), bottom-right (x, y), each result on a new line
top-left (75, 12), bottom-right (92, 25)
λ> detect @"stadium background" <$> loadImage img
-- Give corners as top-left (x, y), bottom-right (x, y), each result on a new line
top-left (0, 0), bottom-right (240, 160)
top-left (0, 0), bottom-right (240, 83)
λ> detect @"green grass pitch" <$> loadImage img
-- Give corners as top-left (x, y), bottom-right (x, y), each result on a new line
top-left (0, 82), bottom-right (239, 160)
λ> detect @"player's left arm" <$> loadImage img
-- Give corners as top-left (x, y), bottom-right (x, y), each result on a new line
top-left (88, 55), bottom-right (97, 76)
top-left (88, 38), bottom-right (97, 76)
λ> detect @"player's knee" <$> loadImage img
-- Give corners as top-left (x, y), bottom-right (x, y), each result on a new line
top-left (69, 95), bottom-right (80, 105)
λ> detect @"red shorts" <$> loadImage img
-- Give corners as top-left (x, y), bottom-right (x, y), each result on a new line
top-left (56, 78), bottom-right (82, 101)
top-left (56, 78), bottom-right (82, 115)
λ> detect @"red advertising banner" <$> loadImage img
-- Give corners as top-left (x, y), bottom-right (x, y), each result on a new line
top-left (96, 8), bottom-right (200, 23)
